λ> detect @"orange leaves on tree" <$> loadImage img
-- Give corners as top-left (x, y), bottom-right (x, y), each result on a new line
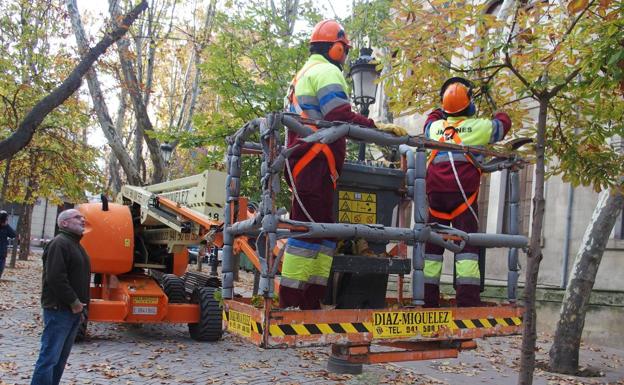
top-left (567, 0), bottom-right (589, 14)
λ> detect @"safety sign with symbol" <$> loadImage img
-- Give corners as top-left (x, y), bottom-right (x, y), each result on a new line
top-left (337, 190), bottom-right (377, 224)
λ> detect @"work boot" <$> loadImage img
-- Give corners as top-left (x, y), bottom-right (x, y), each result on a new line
top-left (279, 286), bottom-right (304, 309)
top-left (456, 284), bottom-right (482, 307)
top-left (302, 284), bottom-right (326, 310)
top-left (424, 283), bottom-right (440, 308)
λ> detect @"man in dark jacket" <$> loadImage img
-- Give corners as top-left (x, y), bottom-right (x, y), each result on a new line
top-left (31, 208), bottom-right (91, 385)
top-left (0, 210), bottom-right (16, 280)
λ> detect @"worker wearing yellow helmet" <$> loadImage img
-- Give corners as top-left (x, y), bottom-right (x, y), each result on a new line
top-left (280, 20), bottom-right (407, 310)
top-left (422, 77), bottom-right (512, 307)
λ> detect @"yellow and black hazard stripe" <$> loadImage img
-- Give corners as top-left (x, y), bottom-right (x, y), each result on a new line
top-left (186, 202), bottom-right (224, 209)
top-left (453, 317), bottom-right (522, 330)
top-left (225, 311), bottom-right (521, 337)
top-left (268, 322), bottom-right (373, 336)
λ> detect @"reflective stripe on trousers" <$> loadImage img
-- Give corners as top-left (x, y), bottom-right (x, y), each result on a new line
top-left (307, 240), bottom-right (336, 286)
top-left (423, 252), bottom-right (480, 286)
top-left (280, 239), bottom-right (319, 289)
top-left (455, 252), bottom-right (480, 285)
top-left (280, 239), bottom-right (336, 289)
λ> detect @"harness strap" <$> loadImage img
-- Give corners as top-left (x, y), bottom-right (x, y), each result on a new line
top-left (428, 190), bottom-right (479, 221)
top-left (292, 143), bottom-right (338, 188)
top-left (427, 120), bottom-right (466, 166)
top-left (288, 62), bottom-right (339, 189)
top-left (427, 119), bottom-right (481, 221)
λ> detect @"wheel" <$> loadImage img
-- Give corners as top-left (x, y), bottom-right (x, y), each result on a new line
top-left (162, 274), bottom-right (187, 303)
top-left (204, 276), bottom-right (221, 288)
top-left (188, 286), bottom-right (223, 341)
top-left (74, 316), bottom-right (88, 342)
top-left (327, 355), bottom-right (363, 375)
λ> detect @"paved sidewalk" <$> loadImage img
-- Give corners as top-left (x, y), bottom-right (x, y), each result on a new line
top-left (1, 258), bottom-right (623, 385)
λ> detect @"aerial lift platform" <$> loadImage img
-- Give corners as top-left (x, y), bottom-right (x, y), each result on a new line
top-left (220, 113), bottom-right (528, 373)
top-left (77, 171), bottom-right (231, 341)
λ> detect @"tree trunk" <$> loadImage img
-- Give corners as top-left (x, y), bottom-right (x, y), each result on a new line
top-left (518, 99), bottom-right (548, 385)
top-left (0, 158), bottom-right (12, 203)
top-left (549, 187), bottom-right (624, 373)
top-left (65, 0), bottom-right (145, 185)
top-left (0, 0), bottom-right (147, 161)
top-left (109, 0), bottom-right (166, 184)
top-left (18, 203), bottom-right (32, 261)
top-left (8, 204), bottom-right (23, 268)
top-left (171, 0), bottom-right (216, 149)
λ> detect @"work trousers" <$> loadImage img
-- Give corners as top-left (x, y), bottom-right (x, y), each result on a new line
top-left (31, 308), bottom-right (81, 385)
top-left (280, 155), bottom-right (337, 310)
top-left (0, 254), bottom-right (6, 280)
top-left (424, 192), bottom-right (481, 307)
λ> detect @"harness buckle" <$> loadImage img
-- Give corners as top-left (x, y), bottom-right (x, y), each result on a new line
top-left (443, 127), bottom-right (456, 141)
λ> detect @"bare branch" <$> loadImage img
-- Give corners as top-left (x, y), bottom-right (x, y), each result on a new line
top-left (547, 67), bottom-right (582, 98)
top-left (0, 1), bottom-right (148, 161)
top-left (504, 51), bottom-right (540, 97)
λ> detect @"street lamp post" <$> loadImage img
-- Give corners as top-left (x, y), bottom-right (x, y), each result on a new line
top-left (160, 142), bottom-right (173, 181)
top-left (349, 47), bottom-right (381, 161)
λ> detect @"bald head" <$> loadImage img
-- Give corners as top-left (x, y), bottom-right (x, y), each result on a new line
top-left (58, 209), bottom-right (85, 235)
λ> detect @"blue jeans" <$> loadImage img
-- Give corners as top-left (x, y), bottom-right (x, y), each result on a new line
top-left (31, 308), bottom-right (81, 385)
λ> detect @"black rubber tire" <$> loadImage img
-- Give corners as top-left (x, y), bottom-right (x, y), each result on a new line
top-left (162, 274), bottom-right (187, 303)
top-left (188, 287), bottom-right (223, 341)
top-left (327, 356), bottom-right (363, 375)
top-left (74, 317), bottom-right (88, 342)
top-left (204, 276), bottom-right (221, 288)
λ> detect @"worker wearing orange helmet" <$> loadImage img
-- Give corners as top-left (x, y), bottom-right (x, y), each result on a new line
top-left (280, 20), bottom-right (406, 310)
top-left (422, 77), bottom-right (511, 307)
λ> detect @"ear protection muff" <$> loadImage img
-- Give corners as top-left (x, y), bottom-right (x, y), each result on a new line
top-left (465, 102), bottom-right (476, 117)
top-left (328, 42), bottom-right (346, 63)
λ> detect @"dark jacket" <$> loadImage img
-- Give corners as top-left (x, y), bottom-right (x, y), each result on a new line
top-left (41, 230), bottom-right (91, 311)
top-left (0, 224), bottom-right (16, 258)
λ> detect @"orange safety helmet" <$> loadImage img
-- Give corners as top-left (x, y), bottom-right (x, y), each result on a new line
top-left (440, 77), bottom-right (473, 114)
top-left (310, 20), bottom-right (352, 63)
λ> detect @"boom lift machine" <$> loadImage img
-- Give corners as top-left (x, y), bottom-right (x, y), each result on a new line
top-left (77, 171), bottom-right (228, 341)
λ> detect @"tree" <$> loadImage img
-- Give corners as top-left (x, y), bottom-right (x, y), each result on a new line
top-left (68, 0), bottom-right (222, 188)
top-left (549, 2), bottom-right (624, 371)
top-left (549, 187), bottom-right (624, 373)
top-left (383, 1), bottom-right (623, 383)
top-left (0, 0), bottom-right (117, 262)
top-left (0, 0), bottom-right (147, 160)
top-left (191, 0), bottom-right (321, 204)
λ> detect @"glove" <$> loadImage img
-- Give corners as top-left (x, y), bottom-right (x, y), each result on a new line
top-left (353, 238), bottom-right (375, 256)
top-left (376, 122), bottom-right (409, 137)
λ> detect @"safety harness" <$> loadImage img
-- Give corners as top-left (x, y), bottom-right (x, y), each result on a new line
top-left (427, 120), bottom-right (480, 223)
top-left (286, 62), bottom-right (339, 189)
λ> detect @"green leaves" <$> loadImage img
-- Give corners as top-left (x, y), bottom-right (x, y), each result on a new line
top-left (191, 1), bottom-right (318, 207)
top-left (0, 0), bottom-right (103, 204)
top-left (383, 0), bottom-right (624, 190)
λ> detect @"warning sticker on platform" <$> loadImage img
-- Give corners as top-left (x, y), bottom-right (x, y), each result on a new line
top-left (133, 296), bottom-right (158, 304)
top-left (132, 306), bottom-right (158, 315)
top-left (228, 310), bottom-right (252, 337)
top-left (372, 310), bottom-right (453, 338)
top-left (338, 190), bottom-right (377, 224)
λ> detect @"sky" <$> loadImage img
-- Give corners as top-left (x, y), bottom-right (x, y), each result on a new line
top-left (76, 0), bottom-right (351, 149)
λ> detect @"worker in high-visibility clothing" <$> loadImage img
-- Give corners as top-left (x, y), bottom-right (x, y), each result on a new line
top-left (280, 19), bottom-right (407, 310)
top-left (423, 77), bottom-right (511, 307)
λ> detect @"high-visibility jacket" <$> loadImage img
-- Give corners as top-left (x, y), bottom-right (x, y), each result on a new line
top-left (285, 54), bottom-right (358, 187)
top-left (424, 115), bottom-right (508, 194)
